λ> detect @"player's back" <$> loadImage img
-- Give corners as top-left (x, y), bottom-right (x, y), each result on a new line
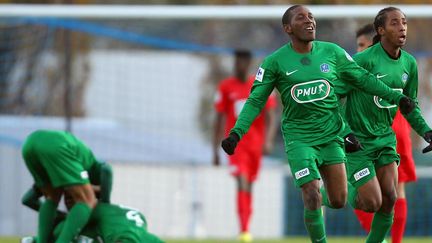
top-left (22, 129), bottom-right (97, 170)
top-left (92, 203), bottom-right (163, 243)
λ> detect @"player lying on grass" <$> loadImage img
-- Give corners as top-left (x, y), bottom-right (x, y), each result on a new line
top-left (22, 192), bottom-right (164, 243)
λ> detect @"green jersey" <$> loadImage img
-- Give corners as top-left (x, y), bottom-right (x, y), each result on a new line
top-left (337, 43), bottom-right (430, 138)
top-left (87, 203), bottom-right (163, 243)
top-left (231, 41), bottom-right (404, 146)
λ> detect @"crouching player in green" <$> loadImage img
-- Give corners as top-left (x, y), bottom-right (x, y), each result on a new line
top-left (330, 7), bottom-right (432, 243)
top-left (21, 159), bottom-right (113, 243)
top-left (22, 130), bottom-right (102, 243)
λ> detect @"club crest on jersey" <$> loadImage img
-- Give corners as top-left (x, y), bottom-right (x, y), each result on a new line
top-left (402, 73), bottom-right (408, 83)
top-left (291, 79), bottom-right (331, 103)
top-left (320, 63), bottom-right (330, 73)
top-left (374, 88), bottom-right (403, 109)
top-left (255, 67), bottom-right (265, 82)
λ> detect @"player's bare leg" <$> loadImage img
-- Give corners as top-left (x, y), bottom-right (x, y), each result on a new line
top-left (236, 175), bottom-right (253, 243)
top-left (301, 179), bottom-right (327, 243)
top-left (319, 163), bottom-right (347, 209)
top-left (55, 184), bottom-right (96, 243)
top-left (366, 162), bottom-right (398, 243)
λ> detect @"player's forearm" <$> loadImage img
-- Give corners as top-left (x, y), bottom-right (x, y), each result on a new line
top-left (21, 187), bottom-right (42, 211)
top-left (99, 163), bottom-right (113, 203)
top-left (343, 70), bottom-right (403, 104)
top-left (231, 100), bottom-right (264, 138)
top-left (404, 105), bottom-right (431, 136)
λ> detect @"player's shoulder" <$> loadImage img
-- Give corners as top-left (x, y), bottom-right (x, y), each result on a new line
top-left (314, 40), bottom-right (341, 49)
top-left (262, 44), bottom-right (291, 62)
top-left (400, 49), bottom-right (417, 64)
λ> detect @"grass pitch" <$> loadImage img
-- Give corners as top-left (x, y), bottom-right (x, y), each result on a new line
top-left (2, 236), bottom-right (431, 243)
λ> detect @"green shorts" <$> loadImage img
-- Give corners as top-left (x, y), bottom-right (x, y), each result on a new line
top-left (22, 130), bottom-right (92, 188)
top-left (346, 133), bottom-right (399, 188)
top-left (286, 136), bottom-right (346, 188)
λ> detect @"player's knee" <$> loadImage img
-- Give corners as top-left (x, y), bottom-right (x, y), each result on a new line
top-left (302, 188), bottom-right (321, 209)
top-left (360, 197), bottom-right (381, 212)
top-left (328, 193), bottom-right (347, 209)
top-left (381, 189), bottom-right (397, 209)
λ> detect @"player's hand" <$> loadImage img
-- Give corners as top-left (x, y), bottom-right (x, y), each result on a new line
top-left (422, 131), bottom-right (432, 154)
top-left (344, 133), bottom-right (363, 153)
top-left (221, 132), bottom-right (240, 155)
top-left (398, 96), bottom-right (415, 115)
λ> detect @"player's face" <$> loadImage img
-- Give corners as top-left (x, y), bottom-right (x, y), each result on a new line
top-left (356, 35), bottom-right (373, 52)
top-left (380, 10), bottom-right (407, 47)
top-left (284, 6), bottom-right (316, 42)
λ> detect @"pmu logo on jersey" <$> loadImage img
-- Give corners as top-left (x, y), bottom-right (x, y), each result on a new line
top-left (354, 168), bottom-right (370, 181)
top-left (402, 73), bottom-right (409, 84)
top-left (291, 79), bottom-right (331, 103)
top-left (320, 63), bottom-right (330, 73)
top-left (255, 67), bottom-right (265, 82)
top-left (295, 168), bottom-right (310, 180)
top-left (374, 88), bottom-right (403, 109)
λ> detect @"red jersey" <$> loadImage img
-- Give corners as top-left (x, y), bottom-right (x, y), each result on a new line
top-left (215, 76), bottom-right (277, 149)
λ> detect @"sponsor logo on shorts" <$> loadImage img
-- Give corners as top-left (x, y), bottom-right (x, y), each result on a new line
top-left (80, 171), bottom-right (89, 179)
top-left (354, 168), bottom-right (370, 181)
top-left (291, 79), bottom-right (330, 103)
top-left (295, 168), bottom-right (310, 180)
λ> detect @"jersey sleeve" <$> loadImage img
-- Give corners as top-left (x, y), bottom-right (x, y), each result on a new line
top-left (214, 82), bottom-right (227, 113)
top-left (403, 59), bottom-right (431, 136)
top-left (335, 46), bottom-right (404, 104)
top-left (230, 57), bottom-right (277, 138)
top-left (264, 92), bottom-right (278, 110)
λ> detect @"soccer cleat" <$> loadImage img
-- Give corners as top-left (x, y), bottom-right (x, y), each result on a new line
top-left (238, 232), bottom-right (253, 243)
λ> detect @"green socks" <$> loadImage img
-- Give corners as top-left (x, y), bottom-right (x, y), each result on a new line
top-left (37, 199), bottom-right (57, 243)
top-left (366, 211), bottom-right (394, 243)
top-left (304, 208), bottom-right (327, 243)
top-left (55, 202), bottom-right (92, 243)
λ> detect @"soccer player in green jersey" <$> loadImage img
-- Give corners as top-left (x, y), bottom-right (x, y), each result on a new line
top-left (22, 130), bottom-right (100, 243)
top-left (220, 5), bottom-right (415, 243)
top-left (334, 7), bottom-right (432, 243)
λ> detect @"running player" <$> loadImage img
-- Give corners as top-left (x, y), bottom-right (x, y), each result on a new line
top-left (352, 22), bottom-right (420, 243)
top-left (335, 7), bottom-right (432, 243)
top-left (213, 49), bottom-right (277, 242)
top-left (220, 5), bottom-right (415, 243)
top-left (22, 130), bottom-right (99, 243)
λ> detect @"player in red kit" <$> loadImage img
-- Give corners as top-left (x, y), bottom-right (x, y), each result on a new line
top-left (213, 49), bottom-right (277, 242)
top-left (353, 23), bottom-right (418, 243)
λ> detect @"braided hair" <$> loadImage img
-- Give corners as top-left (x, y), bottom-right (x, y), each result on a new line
top-left (373, 7), bottom-right (405, 44)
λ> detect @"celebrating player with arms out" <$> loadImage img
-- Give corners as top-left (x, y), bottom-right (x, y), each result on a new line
top-left (334, 7), bottom-right (432, 243)
top-left (351, 22), bottom-right (423, 243)
top-left (213, 49), bottom-right (277, 242)
top-left (221, 5), bottom-right (415, 243)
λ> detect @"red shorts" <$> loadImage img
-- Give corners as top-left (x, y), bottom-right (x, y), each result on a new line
top-left (392, 111), bottom-right (417, 183)
top-left (228, 144), bottom-right (262, 182)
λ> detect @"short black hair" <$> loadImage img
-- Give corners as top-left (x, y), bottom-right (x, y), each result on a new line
top-left (356, 23), bottom-right (375, 38)
top-left (282, 5), bottom-right (302, 25)
top-left (234, 49), bottom-right (252, 59)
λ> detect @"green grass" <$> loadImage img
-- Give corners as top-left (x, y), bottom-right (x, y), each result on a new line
top-left (3, 236), bottom-right (431, 243)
